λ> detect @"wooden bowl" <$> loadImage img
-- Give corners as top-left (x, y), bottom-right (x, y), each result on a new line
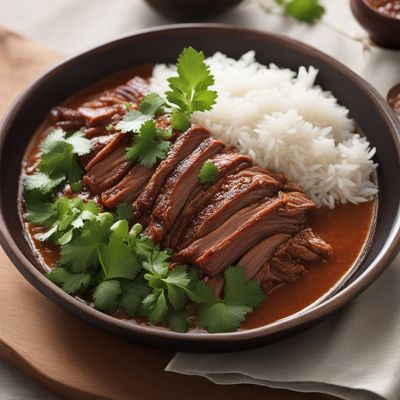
top-left (1, 25), bottom-right (399, 351)
top-left (144, 0), bottom-right (243, 19)
top-left (350, 0), bottom-right (400, 49)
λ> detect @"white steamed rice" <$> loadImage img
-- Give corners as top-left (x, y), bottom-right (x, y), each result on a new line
top-left (149, 51), bottom-right (378, 208)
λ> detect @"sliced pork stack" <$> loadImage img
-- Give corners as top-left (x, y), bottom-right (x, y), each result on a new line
top-left (51, 75), bottom-right (333, 296)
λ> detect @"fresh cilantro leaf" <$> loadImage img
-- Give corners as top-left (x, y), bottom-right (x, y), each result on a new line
top-left (198, 160), bottom-right (218, 184)
top-left (277, 0), bottom-right (325, 23)
top-left (64, 131), bottom-right (93, 156)
top-left (29, 196), bottom-right (100, 245)
top-left (125, 120), bottom-right (171, 168)
top-left (171, 110), bottom-right (190, 132)
top-left (99, 221), bottom-right (140, 281)
top-left (39, 129), bottom-right (92, 184)
top-left (116, 93), bottom-right (165, 133)
top-left (133, 236), bottom-right (158, 263)
top-left (163, 265), bottom-right (193, 310)
top-left (116, 202), bottom-right (134, 220)
top-left (123, 102), bottom-right (133, 110)
top-left (165, 47), bottom-right (217, 131)
top-left (24, 172), bottom-right (65, 195)
top-left (70, 181), bottom-right (83, 193)
top-left (224, 266), bottom-right (265, 307)
top-left (142, 249), bottom-right (170, 276)
top-left (197, 302), bottom-right (252, 333)
top-left (93, 280), bottom-right (121, 314)
top-left (139, 92), bottom-right (165, 115)
top-left (168, 309), bottom-right (191, 333)
top-left (59, 212), bottom-right (114, 272)
top-left (24, 197), bottom-right (57, 226)
top-left (119, 277), bottom-right (150, 317)
top-left (193, 265), bottom-right (265, 333)
top-left (116, 110), bottom-right (152, 134)
top-left (47, 267), bottom-right (93, 294)
top-left (142, 289), bottom-right (169, 324)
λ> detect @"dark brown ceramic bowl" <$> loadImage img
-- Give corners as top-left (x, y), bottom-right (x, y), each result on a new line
top-left (144, 0), bottom-right (243, 19)
top-left (1, 25), bottom-right (400, 351)
top-left (350, 0), bottom-right (400, 49)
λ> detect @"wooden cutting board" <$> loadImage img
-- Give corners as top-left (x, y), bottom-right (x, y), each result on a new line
top-left (0, 27), bottom-right (336, 400)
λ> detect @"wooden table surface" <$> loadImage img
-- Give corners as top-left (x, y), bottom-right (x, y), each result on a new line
top-left (0, 27), bottom-right (336, 400)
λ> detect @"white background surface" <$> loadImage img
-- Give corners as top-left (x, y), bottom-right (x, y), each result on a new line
top-left (0, 0), bottom-right (399, 398)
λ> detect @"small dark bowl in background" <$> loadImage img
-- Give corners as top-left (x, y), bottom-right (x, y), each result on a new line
top-left (144, 0), bottom-right (243, 19)
top-left (350, 0), bottom-right (400, 49)
top-left (0, 25), bottom-right (400, 351)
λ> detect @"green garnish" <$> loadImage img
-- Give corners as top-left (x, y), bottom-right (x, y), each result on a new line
top-left (198, 160), bottom-right (218, 184)
top-left (123, 101), bottom-right (133, 110)
top-left (70, 181), bottom-right (83, 192)
top-left (142, 254), bottom-right (198, 324)
top-left (125, 120), bottom-right (172, 168)
top-left (47, 268), bottom-right (94, 294)
top-left (25, 195), bottom-right (100, 244)
top-left (105, 123), bottom-right (113, 132)
top-left (116, 93), bottom-right (165, 134)
top-left (24, 129), bottom-right (92, 194)
top-left (166, 47), bottom-right (217, 131)
top-left (116, 202), bottom-right (134, 220)
top-left (193, 266), bottom-right (265, 333)
top-left (275, 0), bottom-right (325, 23)
top-left (59, 212), bottom-right (113, 272)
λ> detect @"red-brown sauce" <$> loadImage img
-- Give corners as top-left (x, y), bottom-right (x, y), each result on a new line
top-left (366, 0), bottom-right (400, 19)
top-left (243, 201), bottom-right (375, 328)
top-left (387, 83), bottom-right (400, 116)
top-left (21, 66), bottom-right (377, 330)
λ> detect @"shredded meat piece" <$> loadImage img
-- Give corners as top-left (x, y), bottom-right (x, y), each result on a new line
top-left (83, 134), bottom-right (132, 194)
top-left (255, 228), bottom-right (332, 293)
top-left (165, 151), bottom-right (252, 249)
top-left (101, 164), bottom-right (154, 208)
top-left (180, 167), bottom-right (284, 249)
top-left (133, 125), bottom-right (211, 226)
top-left (143, 137), bottom-right (224, 243)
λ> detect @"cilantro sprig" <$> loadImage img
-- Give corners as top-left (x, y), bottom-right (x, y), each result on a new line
top-left (275, 0), bottom-right (325, 23)
top-left (24, 129), bottom-right (92, 195)
top-left (125, 120), bottom-right (172, 168)
top-left (115, 47), bottom-right (218, 168)
top-left (25, 195), bottom-right (100, 244)
top-left (193, 266), bottom-right (265, 333)
top-left (166, 47), bottom-right (217, 131)
top-left (198, 160), bottom-right (218, 184)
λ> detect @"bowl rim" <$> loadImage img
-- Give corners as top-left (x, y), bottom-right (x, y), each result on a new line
top-left (1, 23), bottom-right (400, 345)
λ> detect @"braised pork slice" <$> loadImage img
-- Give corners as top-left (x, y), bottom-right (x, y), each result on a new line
top-left (180, 167), bottom-right (284, 249)
top-left (133, 126), bottom-right (211, 225)
top-left (101, 164), bottom-right (154, 208)
top-left (165, 151), bottom-right (252, 249)
top-left (177, 192), bottom-right (315, 277)
top-left (50, 76), bottom-right (148, 132)
top-left (239, 233), bottom-right (291, 280)
top-left (143, 137), bottom-right (224, 243)
top-left (80, 133), bottom-right (117, 167)
top-left (255, 228), bottom-right (332, 293)
top-left (83, 134), bottom-right (132, 194)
